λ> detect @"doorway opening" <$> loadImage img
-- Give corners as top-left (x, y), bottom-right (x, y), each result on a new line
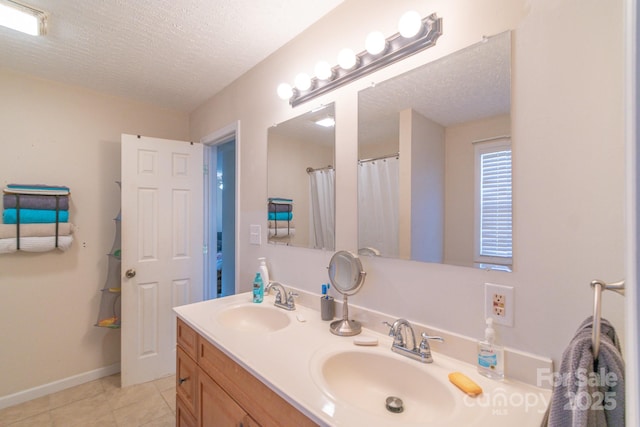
top-left (203, 123), bottom-right (238, 300)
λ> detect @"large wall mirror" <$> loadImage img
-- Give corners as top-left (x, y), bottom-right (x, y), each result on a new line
top-left (267, 103), bottom-right (336, 250)
top-left (357, 31), bottom-right (512, 270)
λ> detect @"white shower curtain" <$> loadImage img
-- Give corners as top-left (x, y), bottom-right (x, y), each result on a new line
top-left (308, 169), bottom-right (335, 250)
top-left (358, 157), bottom-right (400, 257)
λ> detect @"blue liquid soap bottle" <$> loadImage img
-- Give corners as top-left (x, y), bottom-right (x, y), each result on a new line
top-left (252, 273), bottom-right (264, 303)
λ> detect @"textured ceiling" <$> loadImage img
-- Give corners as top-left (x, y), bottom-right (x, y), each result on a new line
top-left (0, 0), bottom-right (343, 112)
top-left (359, 31), bottom-right (511, 146)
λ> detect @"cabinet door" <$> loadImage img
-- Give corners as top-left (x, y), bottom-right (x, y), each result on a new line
top-left (177, 395), bottom-right (197, 427)
top-left (198, 369), bottom-right (258, 427)
top-left (177, 347), bottom-right (197, 415)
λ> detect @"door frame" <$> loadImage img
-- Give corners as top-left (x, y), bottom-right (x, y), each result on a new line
top-left (625, 0), bottom-right (639, 424)
top-left (201, 121), bottom-right (241, 298)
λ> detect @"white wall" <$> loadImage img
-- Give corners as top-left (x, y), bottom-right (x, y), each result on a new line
top-left (406, 110), bottom-right (445, 263)
top-left (190, 0), bottom-right (625, 370)
top-left (0, 69), bottom-right (188, 398)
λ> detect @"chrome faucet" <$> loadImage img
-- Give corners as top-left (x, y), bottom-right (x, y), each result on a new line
top-left (383, 318), bottom-right (444, 363)
top-left (265, 281), bottom-right (297, 311)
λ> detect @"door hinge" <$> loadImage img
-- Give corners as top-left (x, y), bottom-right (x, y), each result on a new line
top-left (203, 244), bottom-right (208, 254)
top-left (203, 164), bottom-right (209, 176)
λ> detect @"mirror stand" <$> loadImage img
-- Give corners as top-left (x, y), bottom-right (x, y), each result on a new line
top-left (330, 294), bottom-right (361, 336)
top-left (327, 250), bottom-right (366, 337)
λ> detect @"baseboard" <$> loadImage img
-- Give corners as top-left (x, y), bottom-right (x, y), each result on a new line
top-left (0, 363), bottom-right (120, 410)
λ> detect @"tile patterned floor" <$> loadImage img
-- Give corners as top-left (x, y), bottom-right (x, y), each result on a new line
top-left (0, 374), bottom-right (176, 427)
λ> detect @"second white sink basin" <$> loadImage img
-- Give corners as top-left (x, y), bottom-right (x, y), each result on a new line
top-left (311, 349), bottom-right (457, 425)
top-left (215, 304), bottom-right (291, 333)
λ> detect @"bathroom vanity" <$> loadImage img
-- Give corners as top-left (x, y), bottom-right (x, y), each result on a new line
top-left (174, 293), bottom-right (550, 427)
top-left (176, 317), bottom-right (316, 426)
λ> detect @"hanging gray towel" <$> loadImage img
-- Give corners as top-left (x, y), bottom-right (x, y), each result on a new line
top-left (542, 317), bottom-right (625, 427)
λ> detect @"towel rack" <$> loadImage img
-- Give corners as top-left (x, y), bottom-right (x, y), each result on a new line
top-left (591, 279), bottom-right (625, 359)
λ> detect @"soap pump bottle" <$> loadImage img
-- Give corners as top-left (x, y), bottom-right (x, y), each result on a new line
top-left (258, 257), bottom-right (270, 286)
top-left (477, 318), bottom-right (504, 380)
top-left (252, 273), bottom-right (264, 303)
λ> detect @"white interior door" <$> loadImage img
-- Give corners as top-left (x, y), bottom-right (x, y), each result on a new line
top-left (121, 134), bottom-right (203, 387)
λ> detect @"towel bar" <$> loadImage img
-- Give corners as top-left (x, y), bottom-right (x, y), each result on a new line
top-left (590, 279), bottom-right (625, 359)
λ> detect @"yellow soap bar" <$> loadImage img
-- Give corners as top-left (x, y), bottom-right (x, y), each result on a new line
top-left (448, 372), bottom-right (483, 397)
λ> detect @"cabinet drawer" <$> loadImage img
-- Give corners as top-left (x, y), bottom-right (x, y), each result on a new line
top-left (177, 318), bottom-right (198, 360)
top-left (176, 346), bottom-right (198, 416)
top-left (198, 368), bottom-right (259, 427)
top-left (198, 336), bottom-right (317, 427)
top-left (176, 394), bottom-right (197, 427)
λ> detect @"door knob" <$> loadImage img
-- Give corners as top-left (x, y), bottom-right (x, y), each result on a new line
top-left (125, 269), bottom-right (136, 278)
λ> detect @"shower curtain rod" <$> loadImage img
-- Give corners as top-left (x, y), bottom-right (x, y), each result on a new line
top-left (306, 165), bottom-right (334, 173)
top-left (358, 152), bottom-right (399, 164)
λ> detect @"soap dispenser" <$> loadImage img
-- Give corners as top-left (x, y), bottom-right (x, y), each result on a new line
top-left (258, 257), bottom-right (270, 286)
top-left (252, 273), bottom-right (264, 303)
top-left (477, 318), bottom-right (504, 380)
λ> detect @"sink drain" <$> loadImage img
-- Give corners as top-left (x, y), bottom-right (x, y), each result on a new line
top-left (385, 396), bottom-right (404, 413)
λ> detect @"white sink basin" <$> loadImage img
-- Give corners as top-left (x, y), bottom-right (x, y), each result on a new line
top-left (311, 349), bottom-right (457, 424)
top-left (215, 304), bottom-right (291, 333)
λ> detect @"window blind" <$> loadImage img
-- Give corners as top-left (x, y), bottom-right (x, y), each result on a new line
top-left (479, 149), bottom-right (512, 259)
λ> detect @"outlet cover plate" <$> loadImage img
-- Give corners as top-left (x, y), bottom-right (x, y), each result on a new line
top-left (485, 283), bottom-right (514, 327)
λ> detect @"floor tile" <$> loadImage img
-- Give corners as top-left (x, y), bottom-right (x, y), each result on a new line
top-left (0, 396), bottom-right (50, 426)
top-left (49, 395), bottom-right (114, 427)
top-left (112, 393), bottom-right (172, 427)
top-left (1, 375), bottom-right (175, 427)
top-left (5, 412), bottom-right (52, 427)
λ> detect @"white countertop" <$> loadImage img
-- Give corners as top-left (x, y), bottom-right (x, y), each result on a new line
top-left (174, 292), bottom-right (551, 427)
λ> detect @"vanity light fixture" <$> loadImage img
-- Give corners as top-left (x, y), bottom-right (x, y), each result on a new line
top-left (277, 12), bottom-right (442, 107)
top-left (0, 0), bottom-right (47, 36)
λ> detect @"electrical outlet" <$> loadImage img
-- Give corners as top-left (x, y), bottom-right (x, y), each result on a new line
top-left (485, 283), bottom-right (514, 327)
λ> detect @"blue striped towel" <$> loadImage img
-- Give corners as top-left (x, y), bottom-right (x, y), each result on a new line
top-left (3, 209), bottom-right (69, 224)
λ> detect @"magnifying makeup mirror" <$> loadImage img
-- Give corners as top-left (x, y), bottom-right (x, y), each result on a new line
top-left (327, 250), bottom-right (366, 336)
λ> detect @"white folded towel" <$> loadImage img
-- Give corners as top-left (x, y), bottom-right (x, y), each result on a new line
top-left (0, 235), bottom-right (74, 254)
top-left (268, 228), bottom-right (295, 237)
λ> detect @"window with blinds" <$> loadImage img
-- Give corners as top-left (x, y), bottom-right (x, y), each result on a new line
top-left (474, 138), bottom-right (512, 267)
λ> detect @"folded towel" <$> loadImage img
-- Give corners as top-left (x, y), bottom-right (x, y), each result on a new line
top-left (543, 317), bottom-right (625, 427)
top-left (269, 227), bottom-right (296, 237)
top-left (268, 212), bottom-right (292, 221)
top-left (0, 235), bottom-right (73, 254)
top-left (3, 209), bottom-right (69, 224)
top-left (268, 202), bottom-right (293, 213)
top-left (268, 220), bottom-right (296, 229)
top-left (3, 194), bottom-right (70, 210)
top-left (268, 197), bottom-right (293, 204)
top-left (5, 184), bottom-right (70, 195)
top-left (0, 223), bottom-right (73, 239)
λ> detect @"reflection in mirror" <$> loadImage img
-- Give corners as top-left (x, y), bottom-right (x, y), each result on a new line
top-left (268, 103), bottom-right (336, 250)
top-left (358, 31), bottom-right (512, 271)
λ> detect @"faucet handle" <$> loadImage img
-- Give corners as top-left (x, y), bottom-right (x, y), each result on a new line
top-left (382, 321), bottom-right (395, 337)
top-left (420, 332), bottom-right (444, 348)
top-left (286, 291), bottom-right (298, 308)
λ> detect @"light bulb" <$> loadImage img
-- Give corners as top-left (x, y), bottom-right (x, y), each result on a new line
top-left (315, 61), bottom-right (333, 80)
top-left (277, 83), bottom-right (293, 100)
top-left (294, 73), bottom-right (312, 91)
top-left (337, 48), bottom-right (357, 70)
top-left (365, 31), bottom-right (387, 55)
top-left (398, 10), bottom-right (423, 38)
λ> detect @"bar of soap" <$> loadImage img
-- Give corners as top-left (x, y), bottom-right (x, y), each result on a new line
top-left (353, 336), bottom-right (378, 346)
top-left (448, 372), bottom-right (483, 397)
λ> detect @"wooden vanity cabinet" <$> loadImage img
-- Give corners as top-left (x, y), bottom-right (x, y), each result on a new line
top-left (176, 318), bottom-right (317, 427)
